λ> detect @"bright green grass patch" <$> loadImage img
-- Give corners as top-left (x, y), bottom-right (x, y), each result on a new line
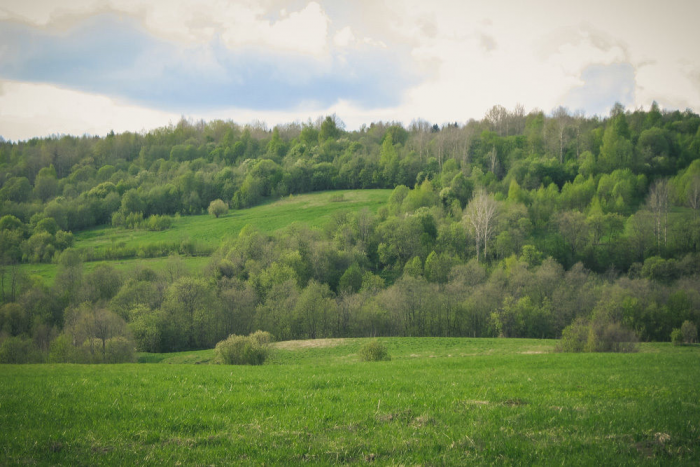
top-left (13, 190), bottom-right (390, 289)
top-left (2, 338), bottom-right (699, 465)
top-left (73, 189), bottom-right (390, 254)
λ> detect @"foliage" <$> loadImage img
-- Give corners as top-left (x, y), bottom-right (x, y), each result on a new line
top-left (681, 320), bottom-right (698, 344)
top-left (214, 330), bottom-right (273, 365)
top-left (358, 339), bottom-right (391, 361)
top-left (671, 328), bottom-right (684, 346)
top-left (586, 320), bottom-right (639, 353)
top-left (2, 106), bottom-right (700, 358)
top-left (207, 199), bottom-right (228, 218)
top-left (558, 317), bottom-right (639, 353)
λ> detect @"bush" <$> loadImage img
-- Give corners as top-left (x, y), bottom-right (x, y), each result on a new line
top-left (249, 330), bottom-right (274, 346)
top-left (557, 318), bottom-right (639, 353)
top-left (215, 331), bottom-right (273, 365)
top-left (105, 336), bottom-right (136, 363)
top-left (0, 336), bottom-right (44, 363)
top-left (671, 328), bottom-right (684, 346)
top-left (681, 320), bottom-right (697, 344)
top-left (556, 318), bottom-right (589, 352)
top-left (208, 199), bottom-right (228, 218)
top-left (48, 334), bottom-right (81, 363)
top-left (586, 321), bottom-right (638, 353)
top-left (359, 340), bottom-right (391, 361)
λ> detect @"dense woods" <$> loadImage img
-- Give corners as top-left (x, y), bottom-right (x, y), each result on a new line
top-left (2, 102), bottom-right (700, 361)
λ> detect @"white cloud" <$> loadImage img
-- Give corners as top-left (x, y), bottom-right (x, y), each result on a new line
top-left (333, 26), bottom-right (355, 48)
top-left (219, 1), bottom-right (330, 56)
top-left (1, 0), bottom-right (699, 138)
top-left (1, 1), bottom-right (331, 56)
top-left (0, 80), bottom-right (178, 140)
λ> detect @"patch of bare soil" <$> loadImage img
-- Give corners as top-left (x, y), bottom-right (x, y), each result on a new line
top-left (273, 338), bottom-right (347, 350)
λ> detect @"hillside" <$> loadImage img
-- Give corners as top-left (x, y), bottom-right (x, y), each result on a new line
top-left (16, 189), bottom-right (390, 285)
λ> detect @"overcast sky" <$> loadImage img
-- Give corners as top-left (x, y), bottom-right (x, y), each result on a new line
top-left (1, 0), bottom-right (699, 141)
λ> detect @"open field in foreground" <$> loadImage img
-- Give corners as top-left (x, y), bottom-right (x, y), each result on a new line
top-left (1, 338), bottom-right (699, 465)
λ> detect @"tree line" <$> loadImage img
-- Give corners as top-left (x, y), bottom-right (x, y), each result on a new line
top-left (1, 102), bottom-right (700, 360)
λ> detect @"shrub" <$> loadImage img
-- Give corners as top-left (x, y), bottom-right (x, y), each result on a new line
top-left (215, 331), bottom-right (273, 365)
top-left (144, 214), bottom-right (172, 231)
top-left (558, 318), bottom-right (639, 353)
top-left (249, 330), bottom-right (274, 346)
top-left (556, 318), bottom-right (589, 352)
top-left (105, 336), bottom-right (136, 363)
top-left (208, 199), bottom-right (228, 218)
top-left (681, 320), bottom-right (697, 344)
top-left (671, 328), bottom-right (684, 346)
top-left (359, 340), bottom-right (391, 361)
top-left (0, 336), bottom-right (44, 363)
top-left (48, 334), bottom-right (80, 363)
top-left (586, 321), bottom-right (638, 353)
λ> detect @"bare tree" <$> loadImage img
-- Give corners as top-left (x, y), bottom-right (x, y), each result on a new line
top-left (485, 105), bottom-right (508, 136)
top-left (487, 146), bottom-right (498, 174)
top-left (571, 110), bottom-right (586, 159)
top-left (687, 175), bottom-right (700, 217)
top-left (434, 130), bottom-right (446, 169)
top-left (511, 103), bottom-right (526, 135)
top-left (648, 179), bottom-right (670, 250)
top-left (550, 106), bottom-right (572, 164)
top-left (458, 123), bottom-right (476, 165)
top-left (464, 190), bottom-right (499, 262)
top-left (409, 119), bottom-right (431, 162)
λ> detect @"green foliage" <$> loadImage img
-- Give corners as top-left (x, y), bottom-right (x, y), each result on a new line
top-left (671, 328), bottom-right (684, 346)
top-left (681, 320), bottom-right (697, 344)
top-left (558, 317), bottom-right (639, 353)
top-left (338, 263), bottom-right (363, 293)
top-left (214, 330), bottom-right (273, 365)
top-left (207, 199), bottom-right (228, 218)
top-left (358, 339), bottom-right (391, 361)
top-left (0, 336), bottom-right (43, 363)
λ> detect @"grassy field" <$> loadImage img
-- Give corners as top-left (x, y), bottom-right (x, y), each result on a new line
top-left (2, 338), bottom-right (699, 465)
top-left (15, 189), bottom-right (390, 287)
top-left (73, 190), bottom-right (390, 254)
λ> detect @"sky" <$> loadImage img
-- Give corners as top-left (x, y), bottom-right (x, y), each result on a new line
top-left (0, 0), bottom-right (699, 141)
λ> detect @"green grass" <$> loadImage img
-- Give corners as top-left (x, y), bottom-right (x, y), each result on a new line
top-left (2, 338), bottom-right (699, 465)
top-left (15, 189), bottom-right (390, 287)
top-left (74, 189), bottom-right (390, 254)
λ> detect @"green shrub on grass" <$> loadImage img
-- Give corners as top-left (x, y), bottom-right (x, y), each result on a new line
top-left (557, 318), bottom-right (638, 353)
top-left (359, 340), bottom-right (391, 361)
top-left (671, 328), bottom-right (684, 346)
top-left (215, 331), bottom-right (273, 365)
top-left (681, 320), bottom-right (697, 344)
top-left (556, 318), bottom-right (589, 352)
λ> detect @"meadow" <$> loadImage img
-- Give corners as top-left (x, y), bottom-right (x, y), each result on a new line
top-left (1, 338), bottom-right (699, 465)
top-left (73, 190), bottom-right (391, 254)
top-left (15, 189), bottom-right (391, 286)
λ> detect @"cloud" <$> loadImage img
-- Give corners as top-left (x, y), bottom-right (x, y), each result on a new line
top-left (0, 13), bottom-right (417, 112)
top-left (333, 27), bottom-right (356, 48)
top-left (219, 1), bottom-right (330, 56)
top-left (1, 0), bottom-right (700, 140)
top-left (0, 80), bottom-right (178, 140)
top-left (563, 63), bottom-right (636, 115)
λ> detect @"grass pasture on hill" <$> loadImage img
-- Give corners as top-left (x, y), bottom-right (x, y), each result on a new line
top-left (73, 189), bottom-right (391, 255)
top-left (14, 189), bottom-right (390, 287)
top-left (2, 338), bottom-right (699, 465)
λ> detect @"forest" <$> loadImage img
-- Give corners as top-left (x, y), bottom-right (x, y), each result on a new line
top-left (1, 102), bottom-right (700, 362)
